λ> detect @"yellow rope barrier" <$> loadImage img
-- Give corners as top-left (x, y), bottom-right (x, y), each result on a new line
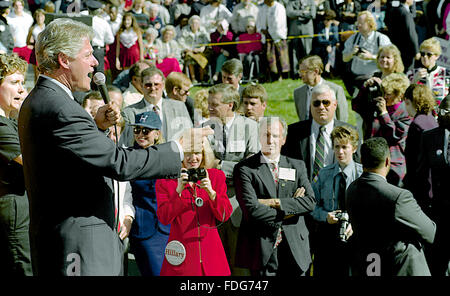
top-left (197, 30), bottom-right (359, 47)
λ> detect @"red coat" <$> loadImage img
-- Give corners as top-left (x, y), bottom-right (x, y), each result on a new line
top-left (156, 168), bottom-right (232, 276)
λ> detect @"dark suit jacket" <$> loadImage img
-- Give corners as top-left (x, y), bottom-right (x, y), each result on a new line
top-left (403, 114), bottom-right (438, 194)
top-left (416, 127), bottom-right (450, 274)
top-left (385, 4), bottom-right (419, 70)
top-left (346, 172), bottom-right (436, 276)
top-left (281, 119), bottom-right (360, 181)
top-left (234, 152), bottom-right (316, 273)
top-left (18, 77), bottom-right (181, 275)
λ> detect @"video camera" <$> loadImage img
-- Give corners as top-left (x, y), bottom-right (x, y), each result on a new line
top-left (335, 211), bottom-right (350, 243)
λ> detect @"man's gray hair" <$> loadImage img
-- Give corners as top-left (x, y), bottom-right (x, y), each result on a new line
top-left (258, 116), bottom-right (288, 138)
top-left (311, 83), bottom-right (336, 101)
top-left (36, 18), bottom-right (94, 74)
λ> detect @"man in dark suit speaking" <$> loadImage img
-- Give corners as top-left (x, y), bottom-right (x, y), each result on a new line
top-left (18, 18), bottom-right (208, 276)
top-left (346, 137), bottom-right (436, 276)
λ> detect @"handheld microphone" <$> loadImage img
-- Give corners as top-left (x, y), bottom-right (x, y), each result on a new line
top-left (93, 72), bottom-right (110, 104)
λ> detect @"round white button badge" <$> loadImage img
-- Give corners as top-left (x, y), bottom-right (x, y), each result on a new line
top-left (165, 240), bottom-right (186, 266)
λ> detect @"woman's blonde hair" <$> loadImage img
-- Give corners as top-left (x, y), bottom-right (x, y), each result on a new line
top-left (377, 44), bottom-right (404, 73)
top-left (420, 37), bottom-right (442, 56)
top-left (194, 89), bottom-right (210, 118)
top-left (182, 130), bottom-right (216, 169)
top-left (381, 73), bottom-right (410, 99)
top-left (404, 84), bottom-right (436, 115)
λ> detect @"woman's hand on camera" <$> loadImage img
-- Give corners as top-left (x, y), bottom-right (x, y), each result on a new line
top-left (176, 169), bottom-right (189, 194)
top-left (199, 170), bottom-right (216, 201)
top-left (363, 77), bottom-right (382, 88)
top-left (373, 96), bottom-right (387, 115)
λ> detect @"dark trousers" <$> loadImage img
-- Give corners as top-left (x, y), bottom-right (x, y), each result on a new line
top-left (0, 194), bottom-right (33, 276)
top-left (252, 232), bottom-right (306, 277)
top-left (312, 224), bottom-right (351, 276)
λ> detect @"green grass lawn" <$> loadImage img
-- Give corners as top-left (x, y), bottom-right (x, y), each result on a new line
top-left (191, 77), bottom-right (356, 126)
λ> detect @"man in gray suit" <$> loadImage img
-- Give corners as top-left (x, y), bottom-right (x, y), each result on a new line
top-left (202, 83), bottom-right (259, 275)
top-left (121, 66), bottom-right (193, 147)
top-left (346, 137), bottom-right (436, 276)
top-left (286, 0), bottom-right (316, 77)
top-left (17, 18), bottom-right (205, 276)
top-left (294, 55), bottom-right (348, 123)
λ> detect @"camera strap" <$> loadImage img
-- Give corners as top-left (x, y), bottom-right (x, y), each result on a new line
top-left (190, 185), bottom-right (226, 230)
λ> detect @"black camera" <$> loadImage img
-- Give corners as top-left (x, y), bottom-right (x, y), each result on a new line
top-left (335, 211), bottom-right (350, 243)
top-left (356, 46), bottom-right (366, 55)
top-left (186, 168), bottom-right (207, 183)
top-left (367, 81), bottom-right (384, 105)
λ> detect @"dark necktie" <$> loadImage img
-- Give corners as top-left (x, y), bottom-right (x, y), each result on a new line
top-left (313, 126), bottom-right (326, 180)
top-left (447, 134), bottom-right (450, 165)
top-left (338, 172), bottom-right (347, 211)
top-left (222, 124), bottom-right (227, 159)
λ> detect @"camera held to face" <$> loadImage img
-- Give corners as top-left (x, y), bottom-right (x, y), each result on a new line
top-left (334, 211), bottom-right (350, 243)
top-left (186, 168), bottom-right (207, 183)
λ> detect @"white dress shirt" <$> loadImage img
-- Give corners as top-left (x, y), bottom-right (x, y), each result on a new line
top-left (256, 1), bottom-right (287, 43)
top-left (92, 15), bottom-right (115, 48)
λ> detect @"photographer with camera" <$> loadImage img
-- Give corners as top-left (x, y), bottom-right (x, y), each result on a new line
top-left (156, 130), bottom-right (233, 276)
top-left (310, 126), bottom-right (362, 276)
top-left (368, 73), bottom-right (413, 187)
top-left (352, 44), bottom-right (405, 140)
top-left (342, 11), bottom-right (391, 97)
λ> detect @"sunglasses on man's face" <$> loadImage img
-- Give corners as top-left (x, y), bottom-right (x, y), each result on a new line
top-left (420, 52), bottom-right (435, 58)
top-left (312, 99), bottom-right (332, 108)
top-left (133, 127), bottom-right (155, 136)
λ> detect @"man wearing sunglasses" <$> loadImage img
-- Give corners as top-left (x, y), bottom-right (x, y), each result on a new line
top-left (121, 66), bottom-right (193, 147)
top-left (416, 95), bottom-right (450, 276)
top-left (282, 83), bottom-right (359, 182)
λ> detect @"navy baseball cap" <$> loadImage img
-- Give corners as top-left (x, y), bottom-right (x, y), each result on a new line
top-left (131, 111), bottom-right (162, 130)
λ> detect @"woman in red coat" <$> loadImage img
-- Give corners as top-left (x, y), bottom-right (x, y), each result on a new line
top-left (156, 140), bottom-right (232, 276)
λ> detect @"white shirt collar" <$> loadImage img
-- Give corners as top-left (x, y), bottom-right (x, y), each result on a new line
top-left (40, 74), bottom-right (75, 101)
top-left (261, 152), bottom-right (281, 165)
top-left (312, 119), bottom-right (334, 134)
top-left (224, 112), bottom-right (236, 131)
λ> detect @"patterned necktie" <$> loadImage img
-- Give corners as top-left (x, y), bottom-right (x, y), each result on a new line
top-left (270, 162), bottom-right (279, 184)
top-left (152, 105), bottom-right (159, 116)
top-left (313, 126), bottom-right (326, 180)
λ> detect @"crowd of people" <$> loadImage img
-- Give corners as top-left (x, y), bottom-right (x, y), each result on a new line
top-left (0, 0), bottom-right (449, 277)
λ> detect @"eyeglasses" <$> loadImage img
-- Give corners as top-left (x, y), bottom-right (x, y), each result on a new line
top-left (133, 127), bottom-right (155, 135)
top-left (312, 99), bottom-right (332, 108)
top-left (144, 82), bottom-right (163, 88)
top-left (420, 52), bottom-right (435, 58)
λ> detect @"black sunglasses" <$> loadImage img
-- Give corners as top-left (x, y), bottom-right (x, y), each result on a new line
top-left (420, 52), bottom-right (435, 58)
top-left (133, 127), bottom-right (155, 135)
top-left (312, 99), bottom-right (331, 107)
